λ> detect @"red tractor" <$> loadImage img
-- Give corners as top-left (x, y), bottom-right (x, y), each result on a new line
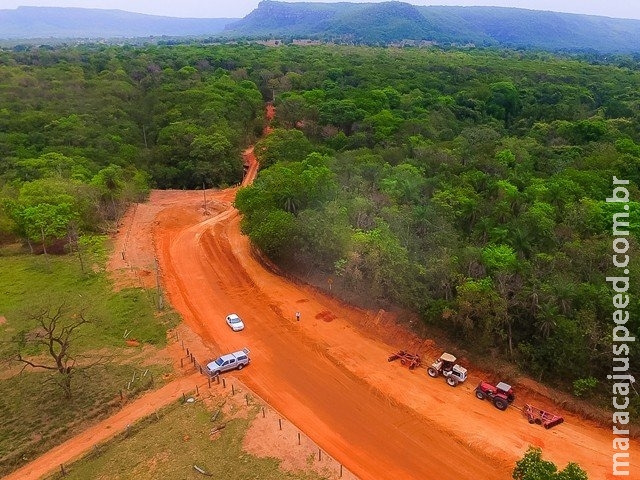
top-left (474, 381), bottom-right (515, 411)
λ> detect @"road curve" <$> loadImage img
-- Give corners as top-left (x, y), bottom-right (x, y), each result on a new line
top-left (155, 194), bottom-right (513, 480)
top-left (152, 144), bottom-right (637, 480)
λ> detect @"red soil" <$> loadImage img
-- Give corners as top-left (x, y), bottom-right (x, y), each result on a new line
top-left (10, 106), bottom-right (637, 480)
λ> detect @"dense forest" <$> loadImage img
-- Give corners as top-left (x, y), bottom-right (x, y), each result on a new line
top-left (0, 43), bottom-right (638, 411)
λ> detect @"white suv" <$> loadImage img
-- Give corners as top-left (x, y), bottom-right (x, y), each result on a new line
top-left (206, 348), bottom-right (250, 376)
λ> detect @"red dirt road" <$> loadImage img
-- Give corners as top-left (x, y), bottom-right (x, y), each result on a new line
top-left (147, 145), bottom-right (637, 479)
top-left (12, 103), bottom-right (637, 479)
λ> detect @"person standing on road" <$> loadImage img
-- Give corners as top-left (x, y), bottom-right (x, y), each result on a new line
top-left (296, 311), bottom-right (300, 321)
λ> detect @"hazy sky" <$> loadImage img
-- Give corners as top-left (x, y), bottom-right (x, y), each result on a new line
top-left (2, 0), bottom-right (640, 20)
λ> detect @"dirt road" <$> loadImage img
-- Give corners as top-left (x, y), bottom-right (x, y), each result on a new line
top-left (16, 103), bottom-right (637, 479)
top-left (144, 143), bottom-right (636, 479)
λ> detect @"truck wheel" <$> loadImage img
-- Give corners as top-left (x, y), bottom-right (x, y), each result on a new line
top-left (427, 367), bottom-right (438, 378)
top-left (475, 390), bottom-right (485, 400)
top-left (237, 364), bottom-right (244, 370)
top-left (446, 376), bottom-right (458, 387)
top-left (493, 398), bottom-right (508, 410)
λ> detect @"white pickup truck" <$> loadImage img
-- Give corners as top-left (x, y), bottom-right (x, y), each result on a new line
top-left (206, 348), bottom-right (250, 376)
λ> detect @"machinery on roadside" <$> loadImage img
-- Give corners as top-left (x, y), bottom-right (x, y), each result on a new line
top-left (388, 350), bottom-right (422, 370)
top-left (522, 404), bottom-right (564, 429)
top-left (426, 352), bottom-right (467, 387)
top-left (474, 380), bottom-right (515, 410)
top-left (387, 350), bottom-right (565, 430)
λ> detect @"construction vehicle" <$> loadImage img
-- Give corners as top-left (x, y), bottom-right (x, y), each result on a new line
top-left (426, 352), bottom-right (467, 387)
top-left (523, 404), bottom-right (564, 429)
top-left (388, 350), bottom-right (421, 370)
top-left (474, 381), bottom-right (515, 410)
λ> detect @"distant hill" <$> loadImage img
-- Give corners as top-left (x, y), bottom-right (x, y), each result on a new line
top-left (224, 1), bottom-right (640, 52)
top-left (421, 5), bottom-right (640, 52)
top-left (0, 6), bottom-right (235, 40)
top-left (224, 1), bottom-right (463, 44)
top-left (2, 2), bottom-right (640, 53)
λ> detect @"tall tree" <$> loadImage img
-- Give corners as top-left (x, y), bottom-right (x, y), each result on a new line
top-left (14, 302), bottom-right (92, 399)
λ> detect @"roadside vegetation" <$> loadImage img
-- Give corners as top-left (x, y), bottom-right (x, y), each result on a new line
top-left (513, 447), bottom-right (587, 480)
top-left (0, 42), bottom-right (638, 408)
top-left (236, 45), bottom-right (640, 411)
top-left (0, 41), bottom-right (637, 475)
top-left (44, 397), bottom-right (330, 480)
top-left (0, 242), bottom-right (179, 477)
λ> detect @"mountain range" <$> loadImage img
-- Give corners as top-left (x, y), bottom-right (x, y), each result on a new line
top-left (2, 1), bottom-right (640, 53)
top-left (0, 6), bottom-right (232, 39)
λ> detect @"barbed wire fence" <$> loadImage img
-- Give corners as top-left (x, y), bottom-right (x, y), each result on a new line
top-left (175, 333), bottom-right (358, 480)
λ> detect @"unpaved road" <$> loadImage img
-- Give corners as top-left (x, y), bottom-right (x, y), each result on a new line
top-left (147, 142), bottom-right (636, 479)
top-left (12, 105), bottom-right (638, 479)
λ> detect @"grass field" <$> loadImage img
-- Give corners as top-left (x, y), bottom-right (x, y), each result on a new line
top-left (0, 240), bottom-right (179, 477)
top-left (44, 396), bottom-right (330, 480)
top-left (0, 241), bottom-right (336, 480)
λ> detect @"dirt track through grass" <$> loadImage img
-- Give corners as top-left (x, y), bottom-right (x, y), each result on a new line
top-left (41, 376), bottom-right (344, 480)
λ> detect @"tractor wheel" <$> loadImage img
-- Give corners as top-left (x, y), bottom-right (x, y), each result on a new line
top-left (475, 390), bottom-right (485, 400)
top-left (493, 398), bottom-right (508, 411)
top-left (427, 367), bottom-right (438, 378)
top-left (446, 376), bottom-right (458, 387)
top-left (237, 364), bottom-right (244, 370)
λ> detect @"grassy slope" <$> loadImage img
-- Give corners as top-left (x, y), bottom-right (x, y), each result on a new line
top-left (44, 400), bottom-right (328, 480)
top-left (0, 241), bottom-right (332, 479)
top-left (0, 241), bottom-right (179, 476)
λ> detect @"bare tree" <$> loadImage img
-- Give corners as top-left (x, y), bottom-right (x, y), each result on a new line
top-left (15, 302), bottom-right (91, 399)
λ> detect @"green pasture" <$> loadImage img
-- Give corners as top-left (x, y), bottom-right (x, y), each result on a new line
top-left (0, 240), bottom-right (179, 476)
